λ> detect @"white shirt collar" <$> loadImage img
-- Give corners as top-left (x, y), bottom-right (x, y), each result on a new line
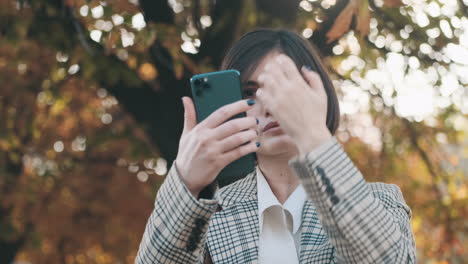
top-left (256, 165), bottom-right (307, 234)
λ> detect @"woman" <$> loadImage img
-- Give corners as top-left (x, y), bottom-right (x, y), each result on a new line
top-left (136, 29), bottom-right (416, 264)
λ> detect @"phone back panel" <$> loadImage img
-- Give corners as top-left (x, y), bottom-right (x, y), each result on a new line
top-left (190, 70), bottom-right (256, 187)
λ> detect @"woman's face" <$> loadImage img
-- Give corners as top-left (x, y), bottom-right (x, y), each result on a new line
top-left (243, 51), bottom-right (299, 158)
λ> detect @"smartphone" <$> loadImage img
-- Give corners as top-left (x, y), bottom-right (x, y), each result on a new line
top-left (190, 69), bottom-right (257, 187)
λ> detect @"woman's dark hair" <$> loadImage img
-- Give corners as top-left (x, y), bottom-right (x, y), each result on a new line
top-left (220, 28), bottom-right (340, 135)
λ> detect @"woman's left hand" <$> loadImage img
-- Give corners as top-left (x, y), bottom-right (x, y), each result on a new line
top-left (255, 54), bottom-right (332, 155)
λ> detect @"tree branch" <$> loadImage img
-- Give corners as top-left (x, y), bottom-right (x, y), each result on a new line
top-left (195, 0), bottom-right (245, 68)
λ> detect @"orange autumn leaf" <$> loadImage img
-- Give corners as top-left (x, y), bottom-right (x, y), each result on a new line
top-left (326, 0), bottom-right (358, 43)
top-left (326, 0), bottom-right (373, 42)
top-left (384, 0), bottom-right (404, 8)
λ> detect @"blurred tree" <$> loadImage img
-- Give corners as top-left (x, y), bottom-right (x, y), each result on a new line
top-left (0, 0), bottom-right (467, 263)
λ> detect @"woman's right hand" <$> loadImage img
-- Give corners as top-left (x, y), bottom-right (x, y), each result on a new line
top-left (175, 96), bottom-right (260, 198)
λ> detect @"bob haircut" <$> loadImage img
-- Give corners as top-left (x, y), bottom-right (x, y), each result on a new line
top-left (220, 28), bottom-right (340, 135)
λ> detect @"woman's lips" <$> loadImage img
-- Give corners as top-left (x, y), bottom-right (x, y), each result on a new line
top-left (262, 121), bottom-right (279, 132)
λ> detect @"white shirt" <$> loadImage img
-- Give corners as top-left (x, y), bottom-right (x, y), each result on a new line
top-left (256, 165), bottom-right (307, 263)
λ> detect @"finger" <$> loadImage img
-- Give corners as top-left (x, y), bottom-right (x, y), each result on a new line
top-left (257, 73), bottom-right (280, 96)
top-left (255, 87), bottom-right (268, 102)
top-left (217, 129), bottom-right (258, 152)
top-left (221, 141), bottom-right (259, 164)
top-left (301, 66), bottom-right (325, 94)
top-left (264, 61), bottom-right (287, 83)
top-left (265, 63), bottom-right (287, 95)
top-left (212, 116), bottom-right (258, 140)
top-left (255, 88), bottom-right (274, 113)
top-left (199, 99), bottom-right (255, 129)
top-left (275, 54), bottom-right (303, 81)
top-left (182, 96), bottom-right (197, 136)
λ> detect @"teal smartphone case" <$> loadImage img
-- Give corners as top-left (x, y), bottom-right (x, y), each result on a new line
top-left (190, 69), bottom-right (257, 187)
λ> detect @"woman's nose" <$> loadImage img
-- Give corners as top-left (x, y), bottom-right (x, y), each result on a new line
top-left (258, 102), bottom-right (270, 117)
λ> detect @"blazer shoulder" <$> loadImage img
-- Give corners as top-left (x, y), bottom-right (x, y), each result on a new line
top-left (368, 182), bottom-right (411, 217)
top-left (368, 182), bottom-right (404, 200)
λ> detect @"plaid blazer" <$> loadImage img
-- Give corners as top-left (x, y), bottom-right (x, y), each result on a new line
top-left (136, 137), bottom-right (416, 263)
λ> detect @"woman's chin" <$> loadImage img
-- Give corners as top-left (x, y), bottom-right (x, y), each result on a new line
top-left (258, 133), bottom-right (297, 154)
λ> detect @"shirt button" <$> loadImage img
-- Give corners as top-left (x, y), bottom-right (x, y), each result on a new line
top-left (331, 195), bottom-right (340, 205)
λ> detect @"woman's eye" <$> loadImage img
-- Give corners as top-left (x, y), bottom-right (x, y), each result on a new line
top-left (243, 88), bottom-right (257, 98)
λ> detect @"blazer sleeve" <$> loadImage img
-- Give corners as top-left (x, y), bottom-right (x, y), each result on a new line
top-left (288, 136), bottom-right (416, 263)
top-left (135, 162), bottom-right (219, 264)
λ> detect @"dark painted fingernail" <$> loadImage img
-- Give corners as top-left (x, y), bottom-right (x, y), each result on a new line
top-left (256, 118), bottom-right (259, 124)
top-left (247, 99), bottom-right (255, 106)
top-left (256, 142), bottom-right (261, 147)
top-left (304, 65), bottom-right (312, 71)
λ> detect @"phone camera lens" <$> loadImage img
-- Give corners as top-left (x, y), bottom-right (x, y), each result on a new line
top-left (194, 79), bottom-right (202, 86)
top-left (202, 82), bottom-right (210, 89)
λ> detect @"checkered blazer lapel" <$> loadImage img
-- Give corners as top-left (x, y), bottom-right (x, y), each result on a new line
top-left (299, 200), bottom-right (336, 263)
top-left (206, 169), bottom-right (259, 263)
top-left (206, 167), bottom-right (336, 264)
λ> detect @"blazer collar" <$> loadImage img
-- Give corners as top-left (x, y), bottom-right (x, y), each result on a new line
top-left (299, 200), bottom-right (330, 262)
top-left (210, 166), bottom-right (327, 263)
top-left (207, 168), bottom-right (260, 264)
top-left (216, 166), bottom-right (258, 209)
